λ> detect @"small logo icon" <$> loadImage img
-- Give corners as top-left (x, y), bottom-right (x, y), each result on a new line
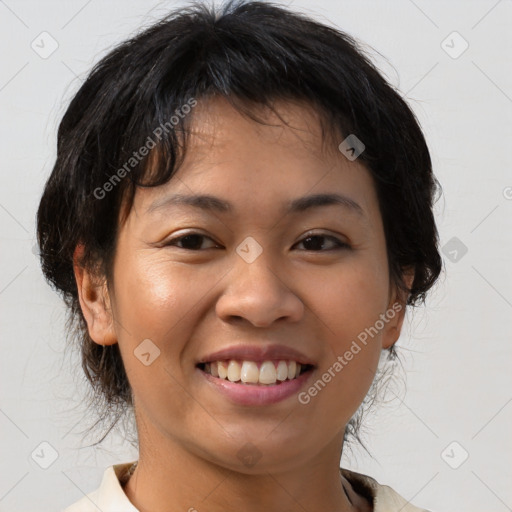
top-left (236, 236), bottom-right (263, 263)
top-left (442, 236), bottom-right (468, 263)
top-left (31, 441), bottom-right (59, 469)
top-left (441, 31), bottom-right (469, 59)
top-left (134, 338), bottom-right (161, 366)
top-left (441, 441), bottom-right (469, 469)
top-left (503, 186), bottom-right (512, 200)
top-left (236, 442), bottom-right (262, 468)
top-left (338, 134), bottom-right (365, 161)
top-left (31, 31), bottom-right (59, 59)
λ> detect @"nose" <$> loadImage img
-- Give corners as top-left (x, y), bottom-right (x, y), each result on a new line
top-left (215, 252), bottom-right (304, 327)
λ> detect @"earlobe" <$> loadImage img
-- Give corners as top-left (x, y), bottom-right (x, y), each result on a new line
top-left (73, 244), bottom-right (117, 346)
top-left (381, 269), bottom-right (415, 350)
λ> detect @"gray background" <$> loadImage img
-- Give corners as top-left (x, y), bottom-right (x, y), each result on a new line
top-left (1, 0), bottom-right (511, 511)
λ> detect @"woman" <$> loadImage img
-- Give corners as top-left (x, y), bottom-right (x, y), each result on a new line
top-left (37, 1), bottom-right (442, 510)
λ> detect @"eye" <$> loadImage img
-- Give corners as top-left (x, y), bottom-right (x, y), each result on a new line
top-left (163, 232), bottom-right (349, 252)
top-left (294, 233), bottom-right (350, 252)
top-left (163, 233), bottom-right (219, 251)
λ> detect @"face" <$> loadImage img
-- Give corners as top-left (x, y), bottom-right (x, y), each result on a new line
top-left (75, 97), bottom-right (411, 474)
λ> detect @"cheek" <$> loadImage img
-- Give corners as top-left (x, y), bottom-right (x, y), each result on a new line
top-left (316, 256), bottom-right (389, 340)
top-left (113, 254), bottom-right (195, 334)
top-left (111, 254), bottom-right (204, 421)
top-left (111, 253), bottom-right (220, 374)
top-left (309, 256), bottom-right (388, 395)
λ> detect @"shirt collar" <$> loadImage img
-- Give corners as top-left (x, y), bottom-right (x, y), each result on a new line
top-left (95, 462), bottom-right (139, 512)
top-left (341, 467), bottom-right (428, 512)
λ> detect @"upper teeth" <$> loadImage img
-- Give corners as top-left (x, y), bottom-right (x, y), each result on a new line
top-left (204, 360), bottom-right (303, 385)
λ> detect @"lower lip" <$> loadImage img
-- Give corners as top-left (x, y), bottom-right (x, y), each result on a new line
top-left (197, 366), bottom-right (315, 406)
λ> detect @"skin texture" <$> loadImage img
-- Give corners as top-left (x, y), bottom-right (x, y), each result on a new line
top-left (74, 97), bottom-right (413, 512)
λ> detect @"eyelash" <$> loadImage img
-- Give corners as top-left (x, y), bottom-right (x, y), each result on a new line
top-left (162, 232), bottom-right (350, 252)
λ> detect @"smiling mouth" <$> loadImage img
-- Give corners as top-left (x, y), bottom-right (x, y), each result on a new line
top-left (196, 360), bottom-right (314, 386)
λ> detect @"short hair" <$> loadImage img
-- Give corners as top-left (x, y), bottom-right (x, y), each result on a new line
top-left (36, 0), bottom-right (443, 450)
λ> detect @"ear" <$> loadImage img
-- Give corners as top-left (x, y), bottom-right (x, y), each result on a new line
top-left (381, 267), bottom-right (415, 350)
top-left (73, 243), bottom-right (117, 346)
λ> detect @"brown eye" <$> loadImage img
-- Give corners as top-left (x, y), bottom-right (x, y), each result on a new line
top-left (162, 232), bottom-right (350, 252)
top-left (164, 233), bottom-right (218, 251)
top-left (295, 234), bottom-right (349, 252)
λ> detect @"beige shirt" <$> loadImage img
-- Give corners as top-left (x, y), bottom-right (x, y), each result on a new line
top-left (62, 461), bottom-right (432, 512)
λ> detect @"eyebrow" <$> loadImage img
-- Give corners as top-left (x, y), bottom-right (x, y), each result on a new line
top-left (147, 192), bottom-right (365, 217)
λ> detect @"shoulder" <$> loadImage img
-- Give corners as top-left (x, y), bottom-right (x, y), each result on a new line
top-left (61, 486), bottom-right (101, 512)
top-left (340, 467), bottom-right (433, 512)
top-left (61, 462), bottom-right (139, 512)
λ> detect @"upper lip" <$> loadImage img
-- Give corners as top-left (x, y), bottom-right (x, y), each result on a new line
top-left (197, 344), bottom-right (316, 366)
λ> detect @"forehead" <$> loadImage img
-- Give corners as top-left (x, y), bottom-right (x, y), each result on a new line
top-left (127, 97), bottom-right (379, 228)
top-left (181, 97), bottom-right (341, 162)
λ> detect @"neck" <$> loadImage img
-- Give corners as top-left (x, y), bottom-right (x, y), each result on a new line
top-left (122, 422), bottom-right (366, 512)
